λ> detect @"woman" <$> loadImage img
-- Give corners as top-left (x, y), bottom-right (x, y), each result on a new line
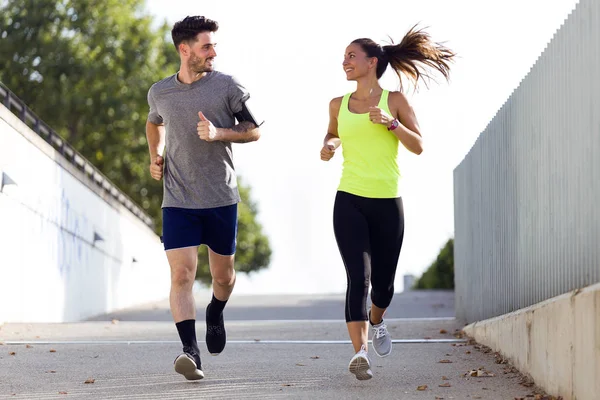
top-left (320, 25), bottom-right (455, 380)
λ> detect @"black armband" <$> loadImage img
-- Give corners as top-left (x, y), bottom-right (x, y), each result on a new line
top-left (234, 97), bottom-right (264, 127)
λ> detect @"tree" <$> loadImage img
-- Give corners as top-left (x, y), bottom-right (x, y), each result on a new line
top-left (0, 0), bottom-right (271, 283)
top-left (0, 0), bottom-right (173, 224)
top-left (414, 238), bottom-right (454, 289)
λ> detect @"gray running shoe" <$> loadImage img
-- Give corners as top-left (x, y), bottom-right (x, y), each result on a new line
top-left (371, 319), bottom-right (392, 357)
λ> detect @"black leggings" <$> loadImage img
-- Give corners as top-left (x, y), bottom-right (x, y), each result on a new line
top-left (333, 191), bottom-right (405, 322)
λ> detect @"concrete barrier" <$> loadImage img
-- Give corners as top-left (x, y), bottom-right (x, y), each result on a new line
top-left (463, 282), bottom-right (600, 400)
top-left (0, 102), bottom-right (170, 323)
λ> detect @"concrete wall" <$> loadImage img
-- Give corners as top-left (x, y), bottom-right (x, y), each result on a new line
top-left (454, 1), bottom-right (600, 398)
top-left (453, 0), bottom-right (599, 323)
top-left (463, 283), bottom-right (600, 400)
top-left (0, 103), bottom-right (170, 323)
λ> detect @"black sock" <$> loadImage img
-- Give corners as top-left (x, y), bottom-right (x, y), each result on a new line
top-left (368, 309), bottom-right (382, 326)
top-left (175, 319), bottom-right (199, 353)
top-left (206, 294), bottom-right (227, 323)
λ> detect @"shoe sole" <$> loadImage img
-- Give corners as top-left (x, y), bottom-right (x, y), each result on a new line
top-left (174, 354), bottom-right (204, 380)
top-left (348, 355), bottom-right (373, 380)
top-left (372, 343), bottom-right (392, 358)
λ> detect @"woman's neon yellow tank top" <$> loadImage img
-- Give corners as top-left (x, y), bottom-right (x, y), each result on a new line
top-left (337, 90), bottom-right (401, 198)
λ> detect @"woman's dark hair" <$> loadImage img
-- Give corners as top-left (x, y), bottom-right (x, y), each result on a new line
top-left (171, 16), bottom-right (219, 51)
top-left (352, 24), bottom-right (455, 90)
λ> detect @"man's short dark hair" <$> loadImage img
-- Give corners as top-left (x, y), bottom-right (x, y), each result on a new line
top-left (171, 16), bottom-right (219, 50)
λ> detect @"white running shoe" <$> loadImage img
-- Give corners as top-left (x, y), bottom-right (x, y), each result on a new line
top-left (348, 345), bottom-right (373, 380)
top-left (174, 352), bottom-right (204, 380)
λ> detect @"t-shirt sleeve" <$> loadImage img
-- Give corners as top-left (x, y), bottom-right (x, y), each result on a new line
top-left (147, 86), bottom-right (163, 124)
top-left (227, 75), bottom-right (251, 114)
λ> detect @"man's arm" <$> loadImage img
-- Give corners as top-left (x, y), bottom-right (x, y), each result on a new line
top-left (216, 121), bottom-right (261, 143)
top-left (146, 120), bottom-right (165, 160)
top-left (197, 112), bottom-right (260, 143)
top-left (146, 120), bottom-right (166, 180)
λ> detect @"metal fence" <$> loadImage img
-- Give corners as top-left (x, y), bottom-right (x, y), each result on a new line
top-left (0, 82), bottom-right (154, 228)
top-left (453, 0), bottom-right (600, 323)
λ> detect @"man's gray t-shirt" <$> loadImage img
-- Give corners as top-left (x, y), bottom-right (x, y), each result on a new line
top-left (147, 71), bottom-right (249, 209)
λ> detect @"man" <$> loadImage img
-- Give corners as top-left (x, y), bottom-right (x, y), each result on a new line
top-left (146, 15), bottom-right (262, 380)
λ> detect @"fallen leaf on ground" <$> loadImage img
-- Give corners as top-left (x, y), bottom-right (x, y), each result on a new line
top-left (49, 349), bottom-right (57, 353)
top-left (466, 368), bottom-right (495, 377)
top-left (473, 396), bottom-right (482, 399)
top-left (295, 363), bottom-right (305, 366)
top-left (111, 319), bottom-right (119, 324)
top-left (446, 353), bottom-right (452, 356)
top-left (435, 397), bottom-right (444, 400)
top-left (438, 359), bottom-right (453, 363)
top-left (46, 370), bottom-right (57, 373)
top-left (466, 351), bottom-right (471, 354)
top-left (442, 376), bottom-right (450, 380)
top-left (310, 356), bottom-right (320, 359)
top-left (254, 339), bottom-right (260, 342)
top-left (26, 345), bottom-right (33, 349)
top-left (494, 352), bottom-right (509, 364)
top-left (84, 378), bottom-right (95, 384)
top-left (440, 329), bottom-right (448, 334)
top-left (416, 385), bottom-right (428, 391)
top-left (282, 384), bottom-right (293, 387)
top-left (9, 352), bottom-right (16, 356)
top-left (58, 392), bottom-right (67, 395)
top-left (439, 383), bottom-right (452, 387)
top-left (424, 336), bottom-right (432, 340)
top-left (519, 376), bottom-right (535, 387)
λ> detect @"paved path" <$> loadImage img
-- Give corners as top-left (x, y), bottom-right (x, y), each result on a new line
top-left (0, 291), bottom-right (541, 399)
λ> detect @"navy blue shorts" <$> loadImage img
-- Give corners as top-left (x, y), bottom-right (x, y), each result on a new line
top-left (161, 204), bottom-right (238, 255)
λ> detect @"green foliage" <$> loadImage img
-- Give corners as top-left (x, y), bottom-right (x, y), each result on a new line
top-left (414, 238), bottom-right (454, 289)
top-left (0, 0), bottom-right (271, 283)
top-left (0, 0), bottom-right (175, 226)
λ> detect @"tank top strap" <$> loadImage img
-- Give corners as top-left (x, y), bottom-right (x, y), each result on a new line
top-left (378, 90), bottom-right (390, 110)
top-left (339, 93), bottom-right (352, 117)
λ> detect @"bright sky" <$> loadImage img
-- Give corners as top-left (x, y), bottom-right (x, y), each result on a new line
top-left (145, 0), bottom-right (579, 295)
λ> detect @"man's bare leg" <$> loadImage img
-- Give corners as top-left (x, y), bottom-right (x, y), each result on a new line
top-left (167, 246), bottom-right (204, 380)
top-left (167, 247), bottom-right (198, 322)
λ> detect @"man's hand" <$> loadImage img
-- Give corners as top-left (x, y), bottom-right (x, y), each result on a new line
top-left (150, 155), bottom-right (164, 181)
top-left (197, 111), bottom-right (219, 141)
top-left (368, 106), bottom-right (394, 127)
top-left (320, 143), bottom-right (336, 161)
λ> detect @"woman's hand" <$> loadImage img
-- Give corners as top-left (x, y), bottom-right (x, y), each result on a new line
top-left (368, 107), bottom-right (395, 128)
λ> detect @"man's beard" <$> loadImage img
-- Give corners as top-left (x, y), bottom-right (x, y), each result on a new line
top-left (189, 54), bottom-right (214, 74)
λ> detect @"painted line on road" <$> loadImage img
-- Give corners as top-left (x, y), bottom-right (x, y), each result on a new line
top-left (226, 317), bottom-right (457, 323)
top-left (2, 338), bottom-right (466, 345)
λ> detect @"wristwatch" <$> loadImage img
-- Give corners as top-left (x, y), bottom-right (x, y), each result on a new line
top-left (387, 119), bottom-right (400, 131)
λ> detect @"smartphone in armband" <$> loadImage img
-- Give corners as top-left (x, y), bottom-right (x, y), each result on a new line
top-left (234, 96), bottom-right (265, 127)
